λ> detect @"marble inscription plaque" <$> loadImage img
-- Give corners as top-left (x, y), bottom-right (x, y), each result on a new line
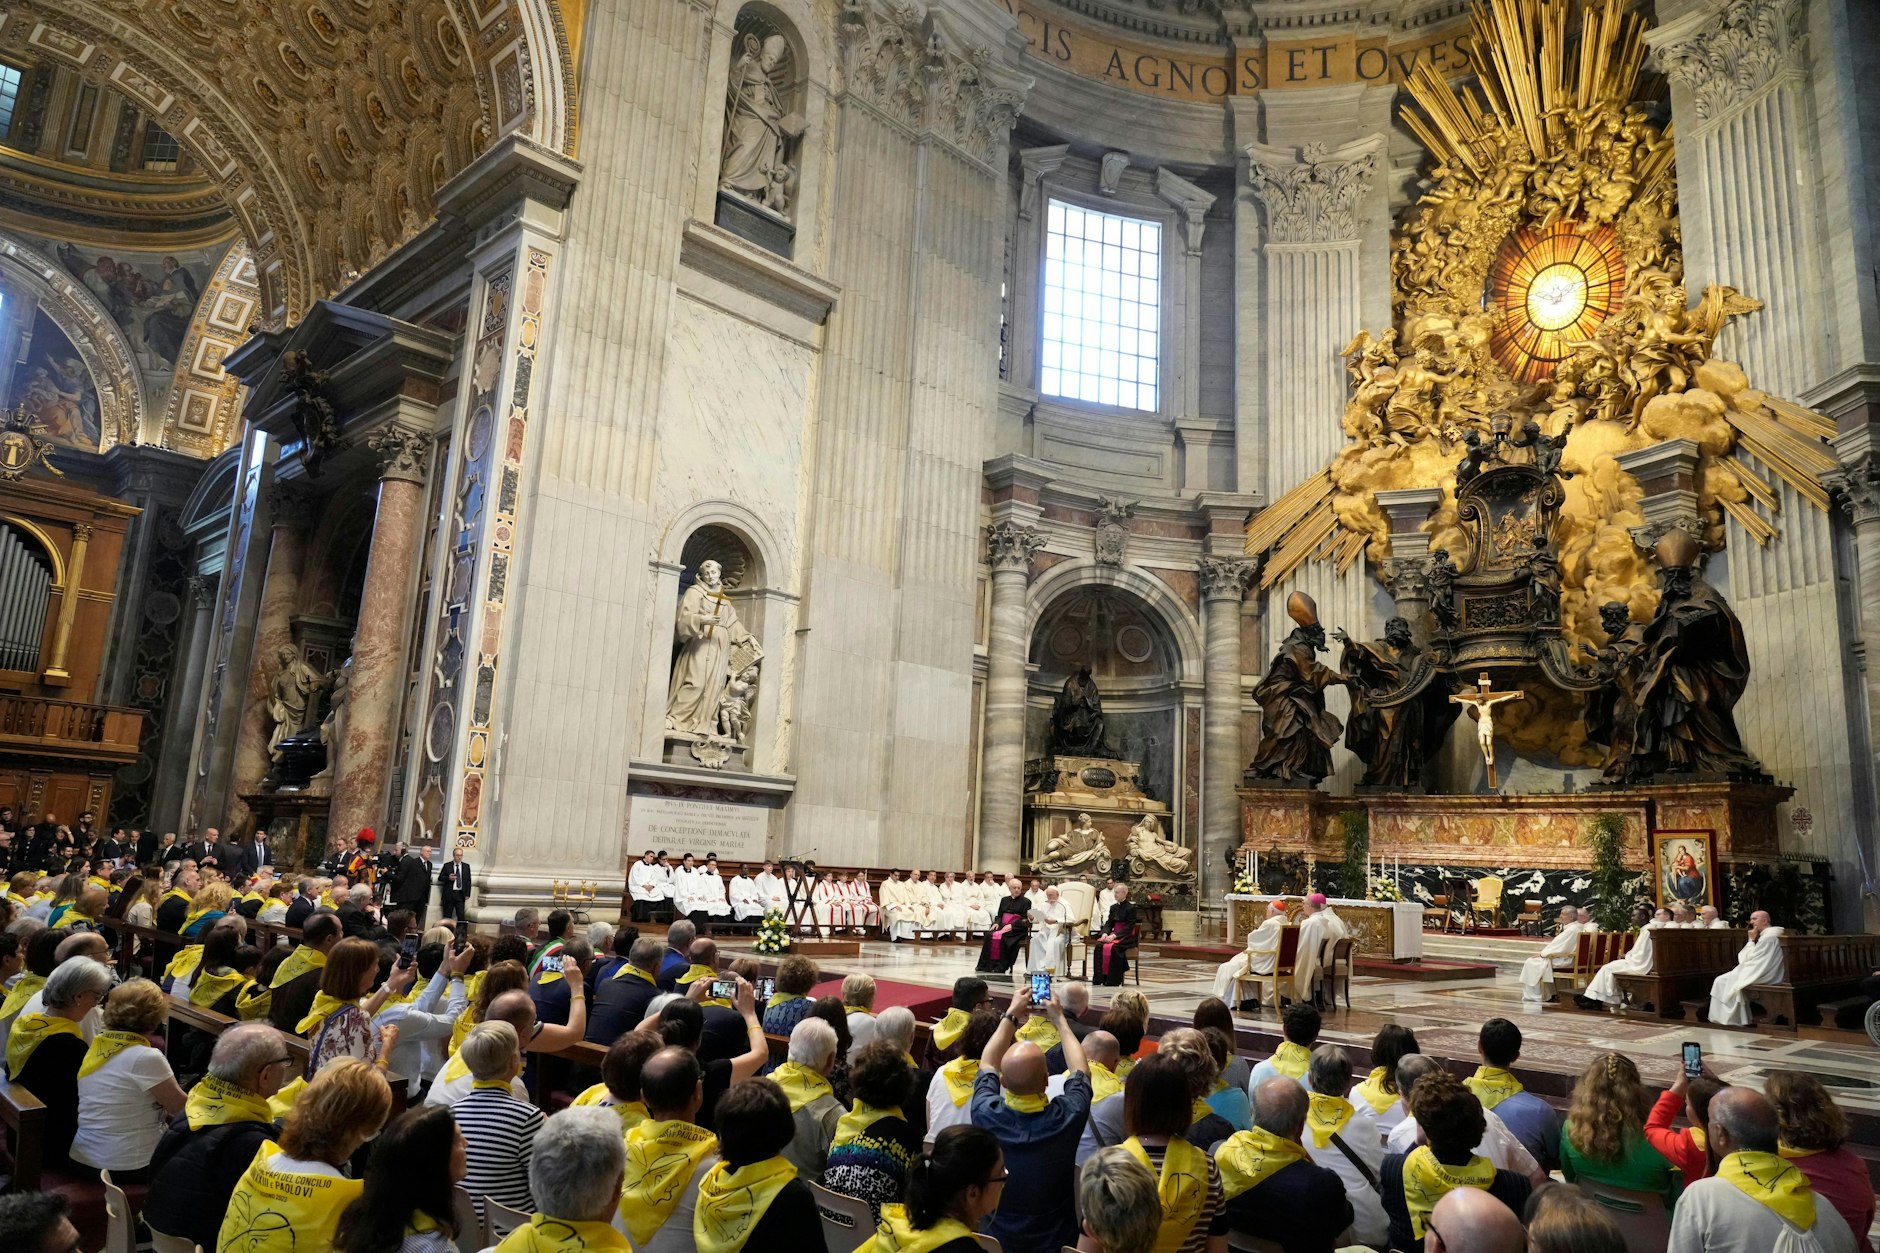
top-left (629, 795), bottom-right (768, 861)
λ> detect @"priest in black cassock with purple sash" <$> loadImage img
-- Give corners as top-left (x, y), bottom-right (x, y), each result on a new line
top-left (976, 875), bottom-right (1032, 973)
top-left (1091, 882), bottom-right (1139, 986)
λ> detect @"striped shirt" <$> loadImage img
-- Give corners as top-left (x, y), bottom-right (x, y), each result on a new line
top-left (455, 1085), bottom-right (544, 1217)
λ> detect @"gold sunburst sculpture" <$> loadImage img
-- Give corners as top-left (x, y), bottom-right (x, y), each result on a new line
top-left (1245, 0), bottom-right (1837, 764)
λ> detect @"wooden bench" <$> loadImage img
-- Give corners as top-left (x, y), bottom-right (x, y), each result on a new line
top-left (1610, 927), bottom-right (1747, 1019)
top-left (1746, 932), bottom-right (1880, 1030)
top-left (0, 1068), bottom-right (47, 1191)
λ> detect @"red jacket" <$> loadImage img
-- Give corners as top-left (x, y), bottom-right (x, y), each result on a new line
top-left (1792, 1147), bottom-right (1876, 1253)
top-left (1644, 1088), bottom-right (1708, 1182)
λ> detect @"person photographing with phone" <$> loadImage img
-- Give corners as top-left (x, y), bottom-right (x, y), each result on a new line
top-left (1646, 1044), bottom-right (1728, 1183)
top-left (372, 939), bottom-right (478, 1098)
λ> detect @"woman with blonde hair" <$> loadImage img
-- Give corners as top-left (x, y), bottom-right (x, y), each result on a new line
top-left (70, 977), bottom-right (186, 1182)
top-left (1077, 1144), bottom-right (1166, 1253)
top-left (182, 879), bottom-right (235, 938)
top-left (1765, 1072), bottom-right (1875, 1252)
top-left (219, 1057), bottom-right (394, 1253)
top-left (1524, 1183), bottom-right (1624, 1253)
top-left (301, 936), bottom-right (411, 1073)
top-left (1558, 1051), bottom-right (1679, 1209)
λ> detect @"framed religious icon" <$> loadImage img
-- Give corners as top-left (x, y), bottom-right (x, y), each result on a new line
top-left (1651, 830), bottom-right (1718, 909)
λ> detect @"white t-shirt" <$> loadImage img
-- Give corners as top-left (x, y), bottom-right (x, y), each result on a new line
top-left (70, 1043), bottom-right (175, 1171)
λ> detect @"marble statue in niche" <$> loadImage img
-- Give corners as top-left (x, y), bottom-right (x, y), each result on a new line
top-left (310, 656), bottom-right (352, 780)
top-left (267, 645), bottom-right (329, 761)
top-left (720, 18), bottom-right (805, 219)
top-left (1036, 811), bottom-right (1109, 875)
top-left (667, 559), bottom-right (764, 754)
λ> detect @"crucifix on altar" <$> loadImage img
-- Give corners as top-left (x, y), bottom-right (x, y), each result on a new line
top-left (1450, 673), bottom-right (1525, 789)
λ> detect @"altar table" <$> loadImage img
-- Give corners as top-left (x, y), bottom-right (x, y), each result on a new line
top-left (1226, 894), bottom-right (1424, 962)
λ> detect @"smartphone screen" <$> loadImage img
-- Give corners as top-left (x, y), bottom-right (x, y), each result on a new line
top-left (710, 978), bottom-right (737, 1000)
top-left (1681, 1041), bottom-right (1702, 1078)
top-left (755, 976), bottom-right (776, 1002)
top-left (398, 935), bottom-right (418, 968)
top-left (1030, 970), bottom-right (1052, 1003)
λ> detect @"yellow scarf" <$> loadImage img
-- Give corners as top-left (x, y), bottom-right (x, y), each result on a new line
top-left (295, 991), bottom-right (354, 1036)
top-left (1718, 1150), bottom-right (1816, 1230)
top-left (940, 1057), bottom-right (979, 1107)
top-left (65, 910), bottom-right (98, 929)
top-left (1270, 1040), bottom-right (1311, 1079)
top-left (269, 944), bottom-right (326, 988)
top-left (931, 1007), bottom-right (970, 1050)
top-left (693, 1156), bottom-right (796, 1253)
top-left (1089, 1060), bottom-right (1124, 1104)
top-left (166, 945), bottom-right (205, 982)
top-left (1017, 1014), bottom-right (1061, 1049)
top-left (765, 991), bottom-right (805, 1011)
top-left (610, 963), bottom-right (655, 983)
top-left (677, 963), bottom-right (717, 985)
top-left (493, 1216), bottom-right (634, 1252)
top-left (0, 973), bottom-right (47, 1023)
top-left (771, 1060), bottom-right (834, 1112)
top-left (160, 887), bottom-right (191, 910)
top-left (1465, 1066), bottom-right (1524, 1111)
top-left (5, 1012), bottom-right (81, 1075)
top-left (185, 1073), bottom-right (275, 1129)
top-left (79, 1029), bottom-right (149, 1078)
top-left (571, 1083), bottom-right (648, 1132)
top-left (1217, 1126), bottom-right (1307, 1198)
top-left (860, 1203), bottom-right (977, 1253)
top-left (191, 967), bottom-right (254, 1009)
top-left (217, 1143), bottom-right (363, 1253)
top-left (88, 876), bottom-right (113, 893)
top-left (1401, 1146), bottom-right (1497, 1239)
top-left (621, 1118), bottom-right (720, 1245)
top-left (1352, 1066), bottom-right (1399, 1115)
top-left (1778, 1143), bottom-right (1820, 1160)
top-left (833, 1102), bottom-right (903, 1148)
top-left (181, 905), bottom-right (219, 934)
top-left (267, 1075), bottom-right (308, 1121)
top-left (319, 891), bottom-right (335, 908)
top-left (1691, 1126), bottom-right (1708, 1154)
top-left (236, 982), bottom-right (274, 1021)
top-left (1124, 1136), bottom-right (1210, 1253)
top-left (1003, 1090), bottom-right (1047, 1114)
top-left (1305, 1093), bottom-right (1355, 1148)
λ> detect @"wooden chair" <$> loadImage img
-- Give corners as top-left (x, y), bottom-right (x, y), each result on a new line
top-left (810, 1179), bottom-right (876, 1253)
top-left (1514, 899), bottom-right (1544, 934)
top-left (1322, 936), bottom-right (1354, 1010)
top-left (450, 1185), bottom-right (487, 1253)
top-left (485, 1198), bottom-right (532, 1240)
top-left (1080, 922), bottom-right (1142, 986)
top-left (1562, 930), bottom-right (1600, 994)
top-left (1421, 894), bottom-right (1452, 932)
top-left (1235, 925), bottom-right (1300, 1009)
top-left (1576, 1182), bottom-right (1671, 1253)
top-left (101, 1170), bottom-right (137, 1253)
top-left (1471, 875), bottom-right (1504, 929)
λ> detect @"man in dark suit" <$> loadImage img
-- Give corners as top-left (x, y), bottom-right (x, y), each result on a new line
top-left (269, 914), bottom-right (343, 1033)
top-left (212, 832), bottom-right (250, 879)
top-left (1222, 1078), bottom-right (1355, 1253)
top-left (178, 828), bottom-right (214, 867)
top-left (586, 937), bottom-right (664, 1046)
top-left (135, 828), bottom-right (160, 866)
top-left (283, 877), bottom-right (317, 929)
top-left (437, 847), bottom-right (473, 924)
top-left (155, 865), bottom-right (202, 932)
top-left (389, 845), bottom-right (432, 926)
top-left (335, 886), bottom-right (381, 939)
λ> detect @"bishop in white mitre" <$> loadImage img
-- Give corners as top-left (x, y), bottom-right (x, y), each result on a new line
top-left (1708, 910), bottom-right (1786, 1026)
top-left (1213, 900), bottom-right (1287, 1004)
top-left (1293, 893), bottom-right (1349, 1004)
top-left (1520, 906), bottom-right (1585, 1002)
top-left (1583, 905), bottom-right (1670, 1006)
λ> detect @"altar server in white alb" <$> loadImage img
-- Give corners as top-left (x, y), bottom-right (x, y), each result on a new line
top-left (1293, 893), bottom-right (1348, 1005)
top-left (842, 871), bottom-right (878, 932)
top-left (956, 873), bottom-right (992, 931)
top-left (879, 870), bottom-right (920, 942)
top-left (1520, 906), bottom-right (1586, 1003)
top-left (752, 861), bottom-right (787, 915)
top-left (728, 865), bottom-right (765, 921)
top-left (1582, 905), bottom-right (1670, 1008)
top-left (627, 848), bottom-right (670, 921)
top-left (670, 853), bottom-right (700, 915)
top-left (1212, 900), bottom-right (1287, 1004)
top-left (1708, 910), bottom-right (1786, 1026)
top-left (685, 857), bottom-right (731, 926)
top-left (811, 871), bottom-right (845, 931)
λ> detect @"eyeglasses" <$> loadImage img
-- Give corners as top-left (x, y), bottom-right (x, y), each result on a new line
top-left (265, 1054), bottom-right (294, 1069)
top-left (1427, 1224), bottom-right (1448, 1249)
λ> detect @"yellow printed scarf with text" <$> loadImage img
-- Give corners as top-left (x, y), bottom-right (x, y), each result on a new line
top-left (1270, 1040), bottom-right (1311, 1079)
top-left (295, 991), bottom-right (354, 1036)
top-left (160, 887), bottom-right (191, 912)
top-left (677, 963), bottom-right (716, 986)
top-left (1352, 1067), bottom-right (1399, 1115)
top-left (1124, 1135), bottom-right (1210, 1253)
top-left (1089, 1060), bottom-right (1124, 1104)
top-left (834, 1101), bottom-right (903, 1148)
top-left (165, 945), bottom-right (205, 982)
top-left (79, 1029), bottom-right (148, 1078)
top-left (1465, 1066), bottom-right (1524, 1111)
top-left (766, 992), bottom-right (806, 1011)
top-left (492, 1216), bottom-right (634, 1252)
top-left (571, 1083), bottom-right (647, 1132)
top-left (267, 1075), bottom-right (308, 1121)
top-left (217, 1143), bottom-right (363, 1253)
top-left (185, 1073), bottom-right (275, 1129)
top-left (236, 981), bottom-right (274, 1021)
top-left (191, 967), bottom-right (254, 1009)
top-left (693, 1156), bottom-right (797, 1253)
top-left (269, 944), bottom-right (326, 989)
top-left (1017, 1014), bottom-right (1060, 1050)
top-left (1401, 1146), bottom-right (1497, 1239)
top-left (1003, 1089), bottom-right (1047, 1114)
top-left (1306, 1092), bottom-right (1355, 1149)
top-left (610, 963), bottom-right (655, 984)
top-left (1217, 1126), bottom-right (1307, 1199)
top-left (771, 1060), bottom-right (834, 1112)
top-left (859, 1203), bottom-right (977, 1253)
top-left (5, 1012), bottom-right (81, 1075)
top-left (621, 1118), bottom-right (720, 1245)
top-left (1718, 1150), bottom-right (1817, 1230)
top-left (0, 973), bottom-right (46, 1023)
top-left (940, 1057), bottom-right (980, 1107)
top-left (930, 1007), bottom-right (970, 1051)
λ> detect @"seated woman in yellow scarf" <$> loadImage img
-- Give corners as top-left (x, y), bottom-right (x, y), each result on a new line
top-left (300, 937), bottom-right (412, 1076)
top-left (491, 1106), bottom-right (634, 1252)
top-left (70, 977), bottom-right (186, 1185)
top-left (569, 1027), bottom-right (660, 1130)
top-left (180, 878), bottom-right (236, 940)
top-left (693, 1077), bottom-right (826, 1253)
top-left (823, 1039), bottom-right (926, 1223)
top-left (1379, 1070), bottom-right (1532, 1252)
top-left (332, 1104), bottom-right (468, 1253)
top-left (0, 928), bottom-right (59, 1062)
top-left (859, 1124), bottom-right (1005, 1253)
top-left (218, 1057), bottom-right (393, 1253)
top-left (40, 871), bottom-right (83, 926)
top-left (1116, 1052), bottom-right (1230, 1253)
top-left (4, 953), bottom-right (113, 1171)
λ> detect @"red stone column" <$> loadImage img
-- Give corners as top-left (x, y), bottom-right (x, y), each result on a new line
top-left (329, 425), bottom-right (432, 851)
top-left (227, 483), bottom-right (314, 829)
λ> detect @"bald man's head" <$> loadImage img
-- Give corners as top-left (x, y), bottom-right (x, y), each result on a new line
top-left (1001, 1040), bottom-right (1047, 1096)
top-left (487, 990), bottom-right (538, 1038)
top-left (1252, 1076), bottom-right (1308, 1142)
top-left (1708, 1086), bottom-right (1780, 1156)
top-left (1082, 1030), bottom-right (1120, 1069)
top-left (1425, 1185), bottom-right (1525, 1253)
top-left (54, 931), bottom-right (108, 963)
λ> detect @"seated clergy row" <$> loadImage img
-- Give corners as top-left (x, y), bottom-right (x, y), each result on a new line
top-left (1210, 893), bottom-right (1349, 1007)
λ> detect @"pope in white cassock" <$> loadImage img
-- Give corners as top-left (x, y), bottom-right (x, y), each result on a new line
top-left (1708, 910), bottom-right (1786, 1026)
top-left (1293, 894), bottom-right (1348, 1005)
top-left (1583, 905), bottom-right (1669, 1006)
top-left (1030, 886), bottom-right (1071, 973)
top-left (1520, 906), bottom-right (1585, 1002)
top-left (1212, 900), bottom-right (1287, 1004)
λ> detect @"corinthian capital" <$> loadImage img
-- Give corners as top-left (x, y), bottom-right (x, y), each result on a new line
top-left (986, 521), bottom-right (1045, 574)
top-left (1196, 555), bottom-right (1255, 601)
top-left (1825, 460), bottom-right (1880, 528)
top-left (1648, 0), bottom-right (1805, 123)
top-left (1244, 135), bottom-right (1383, 245)
top-left (367, 424), bottom-right (433, 484)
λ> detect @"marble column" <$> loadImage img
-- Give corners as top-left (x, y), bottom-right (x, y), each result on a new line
top-left (1375, 488), bottom-right (1443, 644)
top-left (330, 425), bottom-right (432, 850)
top-left (1823, 431), bottom-right (1880, 929)
top-left (979, 521), bottom-right (1044, 873)
top-left (1197, 556), bottom-right (1254, 903)
top-left (227, 482), bottom-right (314, 827)
top-left (42, 523), bottom-right (92, 683)
top-left (148, 574), bottom-right (218, 832)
